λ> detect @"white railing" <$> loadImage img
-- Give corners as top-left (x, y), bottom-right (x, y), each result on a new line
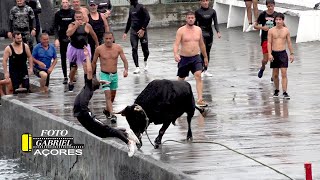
top-left (270, 0), bottom-right (318, 8)
top-left (111, 0), bottom-right (159, 6)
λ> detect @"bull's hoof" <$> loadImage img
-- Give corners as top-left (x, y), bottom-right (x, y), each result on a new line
top-left (137, 143), bottom-right (142, 149)
top-left (187, 136), bottom-right (193, 141)
top-left (154, 143), bottom-right (161, 149)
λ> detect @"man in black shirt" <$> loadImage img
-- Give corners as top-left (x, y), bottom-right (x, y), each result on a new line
top-left (54, 0), bottom-right (75, 84)
top-left (25, 0), bottom-right (41, 43)
top-left (195, 0), bottom-right (221, 77)
top-left (74, 46), bottom-right (139, 157)
top-left (254, 0), bottom-right (277, 80)
top-left (122, 0), bottom-right (150, 74)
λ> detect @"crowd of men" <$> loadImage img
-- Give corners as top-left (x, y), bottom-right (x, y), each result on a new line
top-left (0, 0), bottom-right (295, 156)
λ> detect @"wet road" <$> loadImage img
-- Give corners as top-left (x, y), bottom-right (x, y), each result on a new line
top-left (1, 25), bottom-right (320, 180)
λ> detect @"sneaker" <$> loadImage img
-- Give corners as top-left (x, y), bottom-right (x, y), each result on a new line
top-left (245, 24), bottom-right (254, 32)
top-left (144, 62), bottom-right (148, 71)
top-left (127, 140), bottom-right (137, 157)
top-left (133, 67), bottom-right (140, 74)
top-left (283, 92), bottom-right (290, 99)
top-left (68, 83), bottom-right (74, 92)
top-left (258, 68), bottom-right (264, 78)
top-left (126, 129), bottom-right (140, 144)
top-left (103, 109), bottom-right (110, 117)
top-left (196, 99), bottom-right (208, 107)
top-left (273, 89), bottom-right (279, 98)
top-left (63, 77), bottom-right (68, 84)
top-left (204, 71), bottom-right (213, 77)
top-left (108, 114), bottom-right (117, 123)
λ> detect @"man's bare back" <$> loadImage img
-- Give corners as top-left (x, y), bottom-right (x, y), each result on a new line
top-left (269, 26), bottom-right (289, 51)
top-left (96, 44), bottom-right (121, 72)
top-left (176, 25), bottom-right (202, 56)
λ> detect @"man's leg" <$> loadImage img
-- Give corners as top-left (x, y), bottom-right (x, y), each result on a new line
top-left (140, 31), bottom-right (149, 70)
top-left (111, 90), bottom-right (116, 103)
top-left (258, 41), bottom-right (269, 78)
top-left (194, 70), bottom-right (203, 101)
top-left (202, 35), bottom-right (213, 75)
top-left (280, 68), bottom-right (288, 92)
top-left (252, 0), bottom-right (259, 22)
top-left (272, 68), bottom-right (280, 96)
top-left (104, 90), bottom-right (113, 114)
top-left (60, 41), bottom-right (69, 83)
top-left (68, 63), bottom-right (77, 91)
top-left (130, 31), bottom-right (140, 71)
top-left (245, 1), bottom-right (253, 24)
top-left (39, 71), bottom-right (48, 92)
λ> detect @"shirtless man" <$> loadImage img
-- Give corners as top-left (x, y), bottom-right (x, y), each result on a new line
top-left (72, 0), bottom-right (89, 22)
top-left (92, 32), bottom-right (129, 123)
top-left (267, 13), bottom-right (294, 99)
top-left (3, 31), bottom-right (33, 94)
top-left (173, 11), bottom-right (208, 107)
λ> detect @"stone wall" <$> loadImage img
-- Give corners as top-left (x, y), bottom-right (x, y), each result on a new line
top-left (0, 96), bottom-right (193, 180)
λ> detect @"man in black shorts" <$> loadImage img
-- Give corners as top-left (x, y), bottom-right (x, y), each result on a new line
top-left (74, 46), bottom-right (139, 157)
top-left (173, 11), bottom-right (208, 107)
top-left (2, 31), bottom-right (33, 94)
top-left (267, 13), bottom-right (294, 99)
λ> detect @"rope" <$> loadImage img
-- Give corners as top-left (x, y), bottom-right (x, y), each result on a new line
top-left (162, 139), bottom-right (294, 180)
top-left (133, 104), bottom-right (294, 179)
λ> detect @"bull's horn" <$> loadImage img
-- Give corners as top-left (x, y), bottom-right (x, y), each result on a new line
top-left (115, 108), bottom-right (126, 115)
top-left (134, 105), bottom-right (143, 111)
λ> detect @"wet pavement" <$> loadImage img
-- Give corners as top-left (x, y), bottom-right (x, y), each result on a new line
top-left (1, 25), bottom-right (320, 180)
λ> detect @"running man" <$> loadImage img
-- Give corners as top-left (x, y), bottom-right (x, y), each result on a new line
top-left (66, 11), bottom-right (99, 92)
top-left (32, 33), bottom-right (58, 93)
top-left (123, 0), bottom-right (150, 74)
top-left (88, 0), bottom-right (109, 73)
top-left (25, 0), bottom-right (42, 43)
top-left (195, 0), bottom-right (221, 77)
top-left (72, 0), bottom-right (89, 22)
top-left (173, 11), bottom-right (208, 107)
top-left (254, 0), bottom-right (277, 79)
top-left (267, 13), bottom-right (294, 99)
top-left (2, 31), bottom-right (33, 94)
top-left (8, 0), bottom-right (36, 52)
top-left (244, 0), bottom-right (259, 32)
top-left (74, 46), bottom-right (138, 157)
top-left (54, 0), bottom-right (75, 84)
top-left (92, 32), bottom-right (129, 123)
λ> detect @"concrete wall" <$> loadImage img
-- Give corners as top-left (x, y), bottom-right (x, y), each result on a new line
top-left (109, 3), bottom-right (200, 30)
top-left (0, 97), bottom-right (192, 180)
top-left (0, 2), bottom-right (199, 36)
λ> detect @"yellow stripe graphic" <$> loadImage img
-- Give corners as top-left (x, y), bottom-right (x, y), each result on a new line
top-left (21, 133), bottom-right (32, 152)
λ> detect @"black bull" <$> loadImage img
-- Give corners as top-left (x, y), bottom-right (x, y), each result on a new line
top-left (117, 79), bottom-right (205, 148)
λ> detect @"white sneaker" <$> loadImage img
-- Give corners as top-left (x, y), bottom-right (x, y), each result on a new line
top-left (144, 61), bottom-right (148, 71)
top-left (245, 24), bottom-right (254, 32)
top-left (133, 67), bottom-right (140, 74)
top-left (126, 129), bottom-right (140, 144)
top-left (127, 140), bottom-right (137, 157)
top-left (204, 71), bottom-right (213, 77)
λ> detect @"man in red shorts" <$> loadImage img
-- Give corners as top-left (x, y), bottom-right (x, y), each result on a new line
top-left (254, 0), bottom-right (277, 79)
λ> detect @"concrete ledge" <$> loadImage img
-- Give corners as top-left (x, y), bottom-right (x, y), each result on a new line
top-left (0, 96), bottom-right (192, 180)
